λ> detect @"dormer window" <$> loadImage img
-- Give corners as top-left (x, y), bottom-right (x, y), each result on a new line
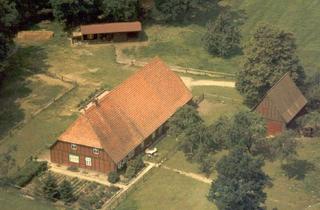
top-left (93, 148), bottom-right (99, 155)
top-left (71, 144), bottom-right (77, 150)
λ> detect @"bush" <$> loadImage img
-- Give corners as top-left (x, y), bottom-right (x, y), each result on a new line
top-left (125, 155), bottom-right (144, 179)
top-left (42, 173), bottom-right (60, 201)
top-left (108, 171), bottom-right (119, 183)
top-left (59, 179), bottom-right (76, 204)
top-left (12, 161), bottom-right (47, 187)
top-left (67, 165), bottom-right (79, 172)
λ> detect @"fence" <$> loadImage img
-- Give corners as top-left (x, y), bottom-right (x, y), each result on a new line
top-left (104, 167), bottom-right (157, 210)
top-left (0, 71), bottom-right (78, 146)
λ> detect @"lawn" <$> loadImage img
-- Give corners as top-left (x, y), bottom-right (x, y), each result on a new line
top-left (115, 168), bottom-right (216, 210)
top-left (0, 21), bottom-right (137, 168)
top-left (0, 188), bottom-right (58, 210)
top-left (123, 0), bottom-right (320, 74)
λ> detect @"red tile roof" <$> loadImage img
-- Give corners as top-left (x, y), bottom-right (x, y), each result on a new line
top-left (80, 21), bottom-right (142, 35)
top-left (59, 58), bottom-right (192, 163)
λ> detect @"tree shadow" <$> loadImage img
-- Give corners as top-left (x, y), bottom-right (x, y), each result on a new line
top-left (281, 159), bottom-right (315, 180)
top-left (0, 45), bottom-right (49, 139)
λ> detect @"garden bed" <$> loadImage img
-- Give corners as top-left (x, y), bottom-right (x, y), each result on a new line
top-left (22, 172), bottom-right (120, 209)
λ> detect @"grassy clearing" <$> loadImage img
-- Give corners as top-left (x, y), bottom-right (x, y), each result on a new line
top-left (0, 21), bottom-right (136, 167)
top-left (115, 168), bottom-right (216, 210)
top-left (123, 0), bottom-right (320, 74)
top-left (264, 138), bottom-right (320, 210)
top-left (0, 188), bottom-right (58, 210)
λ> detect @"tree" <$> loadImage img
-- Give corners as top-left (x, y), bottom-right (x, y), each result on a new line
top-left (100, 0), bottom-right (139, 21)
top-left (108, 171), bottom-right (120, 183)
top-left (304, 70), bottom-right (320, 110)
top-left (42, 173), bottom-right (60, 201)
top-left (14, 0), bottom-right (51, 25)
top-left (207, 115), bottom-right (231, 149)
top-left (203, 9), bottom-right (241, 57)
top-left (50, 0), bottom-right (100, 27)
top-left (125, 155), bottom-right (144, 179)
top-left (59, 179), bottom-right (75, 204)
top-left (0, 145), bottom-right (17, 186)
top-left (167, 105), bottom-right (202, 136)
top-left (271, 131), bottom-right (298, 163)
top-left (0, 0), bottom-right (18, 73)
top-left (236, 23), bottom-right (305, 107)
top-left (227, 110), bottom-right (266, 154)
top-left (208, 148), bottom-right (269, 210)
top-left (154, 0), bottom-right (196, 21)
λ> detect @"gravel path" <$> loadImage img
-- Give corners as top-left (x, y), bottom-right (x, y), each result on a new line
top-left (180, 76), bottom-right (235, 89)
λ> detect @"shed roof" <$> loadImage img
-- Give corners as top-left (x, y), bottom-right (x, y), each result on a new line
top-left (255, 73), bottom-right (307, 123)
top-left (80, 21), bottom-right (142, 35)
top-left (58, 58), bottom-right (192, 163)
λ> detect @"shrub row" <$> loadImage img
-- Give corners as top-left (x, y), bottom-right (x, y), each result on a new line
top-left (12, 161), bottom-right (48, 187)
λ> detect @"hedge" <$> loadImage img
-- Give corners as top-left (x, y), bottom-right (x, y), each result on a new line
top-left (12, 161), bottom-right (48, 187)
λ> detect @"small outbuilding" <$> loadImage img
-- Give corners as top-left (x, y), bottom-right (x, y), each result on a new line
top-left (254, 73), bottom-right (307, 136)
top-left (72, 21), bottom-right (142, 43)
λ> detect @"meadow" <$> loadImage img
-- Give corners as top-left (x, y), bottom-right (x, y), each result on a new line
top-left (123, 0), bottom-right (320, 74)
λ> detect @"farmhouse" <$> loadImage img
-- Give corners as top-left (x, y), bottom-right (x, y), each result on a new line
top-left (72, 21), bottom-right (142, 43)
top-left (254, 73), bottom-right (307, 136)
top-left (50, 58), bottom-right (192, 173)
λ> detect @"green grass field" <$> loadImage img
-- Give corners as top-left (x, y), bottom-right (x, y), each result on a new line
top-left (0, 188), bottom-right (58, 210)
top-left (123, 0), bottom-right (320, 74)
top-left (0, 22), bottom-right (136, 168)
top-left (115, 168), bottom-right (216, 210)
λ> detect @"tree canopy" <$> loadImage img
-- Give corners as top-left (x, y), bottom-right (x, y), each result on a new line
top-left (50, 0), bottom-right (100, 27)
top-left (167, 104), bottom-right (202, 136)
top-left (203, 9), bottom-right (241, 57)
top-left (154, 0), bottom-right (196, 21)
top-left (236, 23), bottom-right (305, 107)
top-left (0, 0), bottom-right (18, 72)
top-left (208, 148), bottom-right (269, 210)
top-left (100, 0), bottom-right (139, 22)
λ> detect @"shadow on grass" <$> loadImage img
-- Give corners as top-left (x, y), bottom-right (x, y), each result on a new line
top-left (281, 159), bottom-right (315, 180)
top-left (0, 45), bottom-right (49, 139)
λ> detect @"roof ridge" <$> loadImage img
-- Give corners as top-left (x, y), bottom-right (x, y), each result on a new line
top-left (80, 21), bottom-right (141, 27)
top-left (84, 57), bottom-right (165, 114)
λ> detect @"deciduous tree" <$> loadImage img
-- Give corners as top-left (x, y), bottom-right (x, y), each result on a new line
top-left (59, 179), bottom-right (75, 204)
top-left (0, 0), bottom-right (18, 72)
top-left (42, 173), bottom-right (60, 201)
top-left (203, 9), bottom-right (241, 57)
top-left (236, 23), bottom-right (305, 107)
top-left (154, 0), bottom-right (196, 21)
top-left (100, 0), bottom-right (139, 21)
top-left (208, 148), bottom-right (269, 210)
top-left (167, 105), bottom-right (202, 136)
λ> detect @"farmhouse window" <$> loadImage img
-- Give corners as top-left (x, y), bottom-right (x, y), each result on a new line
top-left (69, 154), bottom-right (79, 163)
top-left (85, 157), bottom-right (92, 166)
top-left (93, 148), bottom-right (99, 155)
top-left (71, 144), bottom-right (77, 150)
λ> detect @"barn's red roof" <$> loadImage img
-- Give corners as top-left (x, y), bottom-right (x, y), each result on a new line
top-left (80, 21), bottom-right (142, 35)
top-left (59, 58), bottom-right (192, 163)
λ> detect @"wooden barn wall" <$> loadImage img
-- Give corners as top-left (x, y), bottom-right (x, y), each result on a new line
top-left (50, 141), bottom-right (116, 174)
top-left (266, 120), bottom-right (285, 136)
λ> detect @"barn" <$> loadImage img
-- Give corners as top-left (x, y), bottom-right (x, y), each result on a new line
top-left (50, 58), bottom-right (192, 173)
top-left (254, 73), bottom-right (307, 136)
top-left (72, 21), bottom-right (142, 43)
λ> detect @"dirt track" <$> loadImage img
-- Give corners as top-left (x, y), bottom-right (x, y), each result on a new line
top-left (180, 76), bottom-right (235, 89)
